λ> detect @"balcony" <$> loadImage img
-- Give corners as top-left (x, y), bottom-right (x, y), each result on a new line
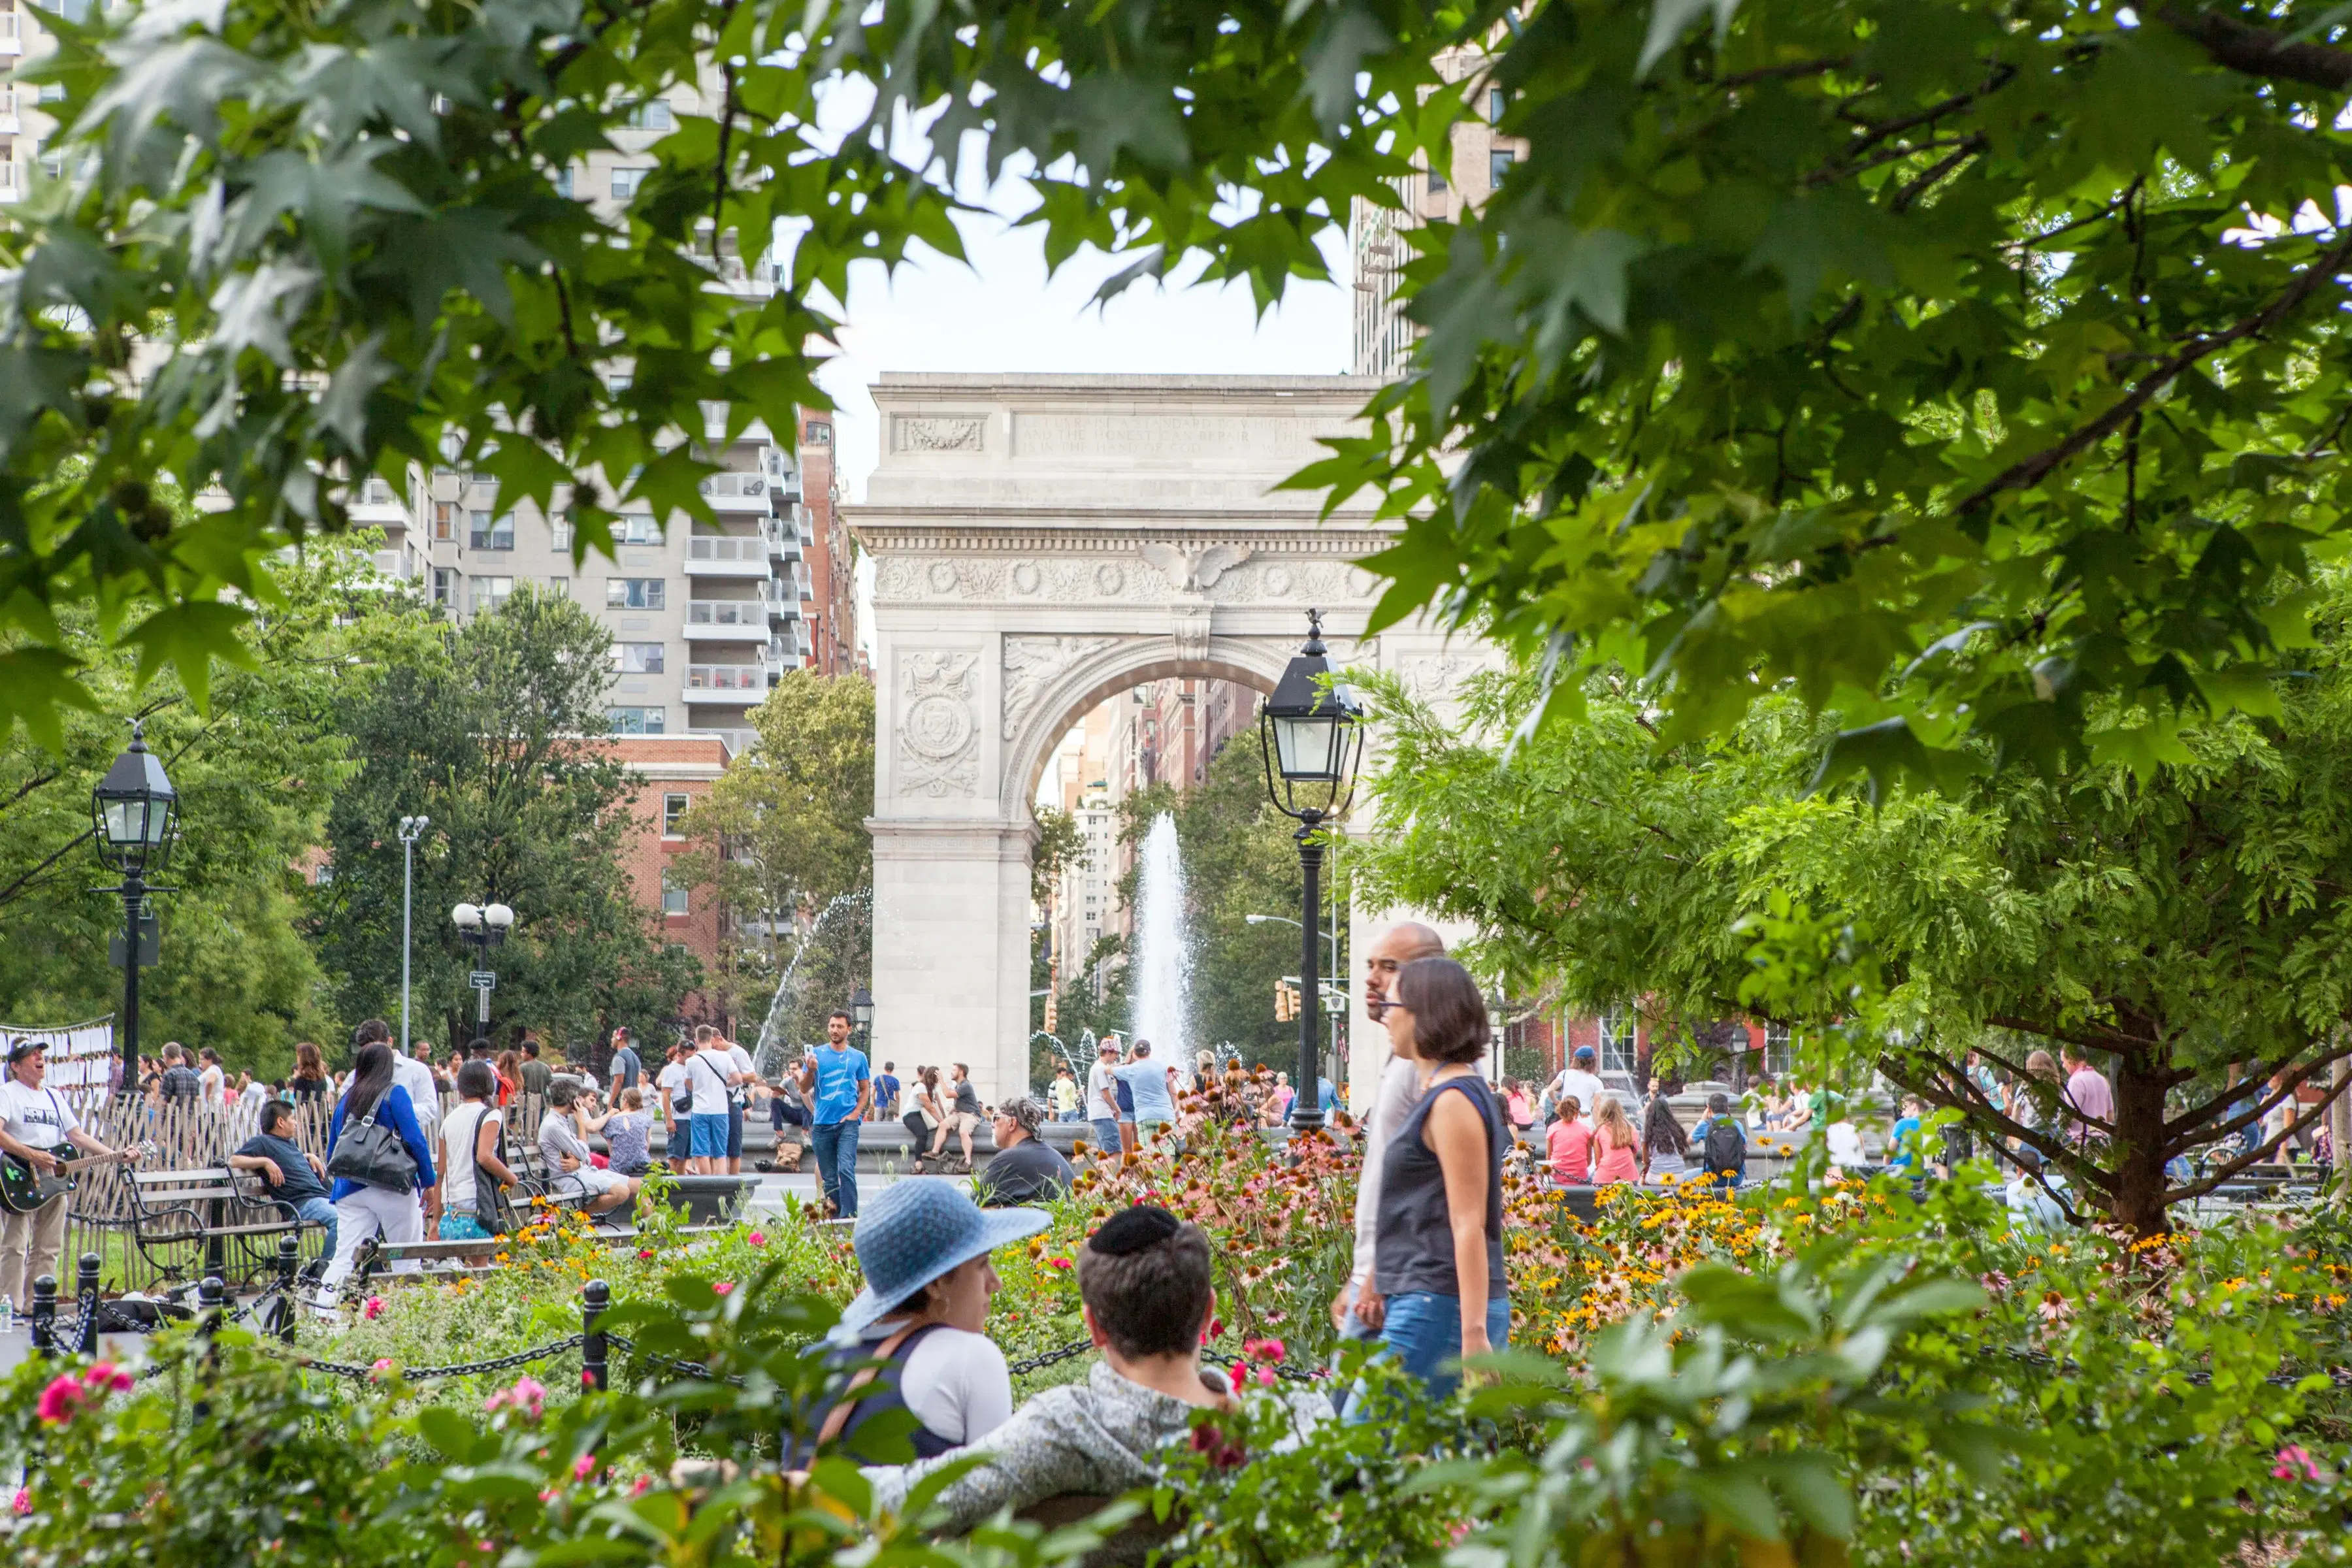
top-left (683, 533), bottom-right (770, 578)
top-left (0, 13), bottom-right (20, 54)
top-left (683, 599), bottom-right (770, 642)
top-left (698, 471), bottom-right (774, 514)
top-left (683, 662), bottom-right (769, 703)
top-left (347, 475), bottom-right (408, 523)
top-left (762, 517), bottom-right (800, 561)
top-left (689, 727), bottom-right (759, 758)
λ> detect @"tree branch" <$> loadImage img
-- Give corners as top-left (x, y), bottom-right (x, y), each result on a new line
top-left (2161, 1071), bottom-right (2352, 1205)
top-left (2159, 4), bottom-right (2352, 92)
top-left (1954, 231), bottom-right (2352, 517)
top-left (1881, 1047), bottom-right (2115, 1200)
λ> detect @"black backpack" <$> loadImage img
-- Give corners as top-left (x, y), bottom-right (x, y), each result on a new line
top-left (1702, 1117), bottom-right (1746, 1175)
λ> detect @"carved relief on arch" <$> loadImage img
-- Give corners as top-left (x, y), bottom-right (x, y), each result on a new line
top-left (1002, 635), bottom-right (1119, 741)
top-left (897, 650), bottom-right (982, 798)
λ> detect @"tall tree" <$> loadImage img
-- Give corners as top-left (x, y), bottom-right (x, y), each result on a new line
top-left (1358, 610), bottom-right (2352, 1234)
top-left (311, 591), bottom-right (699, 1058)
top-left (673, 671), bottom-right (873, 1026)
top-left (0, 542), bottom-right (407, 1076)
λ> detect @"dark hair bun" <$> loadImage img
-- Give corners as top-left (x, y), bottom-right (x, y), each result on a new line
top-left (1088, 1204), bottom-right (1181, 1256)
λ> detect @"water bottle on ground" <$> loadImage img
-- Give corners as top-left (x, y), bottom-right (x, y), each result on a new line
top-left (1, 1296), bottom-right (15, 1335)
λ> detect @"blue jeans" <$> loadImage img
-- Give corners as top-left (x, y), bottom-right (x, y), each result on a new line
top-left (811, 1120), bottom-right (860, 1217)
top-left (1089, 1119), bottom-right (1121, 1152)
top-left (1377, 1290), bottom-right (1511, 1403)
top-left (726, 1100), bottom-right (745, 1160)
top-left (295, 1196), bottom-right (339, 1260)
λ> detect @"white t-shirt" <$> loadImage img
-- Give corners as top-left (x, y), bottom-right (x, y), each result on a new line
top-left (199, 1065), bottom-right (226, 1102)
top-left (0, 1080), bottom-right (77, 1152)
top-left (441, 1102), bottom-right (500, 1208)
top-left (657, 1060), bottom-right (689, 1113)
top-left (238, 1081), bottom-right (270, 1111)
top-left (1349, 1053), bottom-right (1425, 1291)
top-left (1548, 1068), bottom-right (1605, 1122)
top-left (860, 1324), bottom-right (1012, 1445)
top-left (392, 1052), bottom-right (440, 1135)
top-left (687, 1049), bottom-right (733, 1110)
top-left (725, 1044), bottom-right (755, 1105)
top-left (1085, 1061), bottom-right (1120, 1120)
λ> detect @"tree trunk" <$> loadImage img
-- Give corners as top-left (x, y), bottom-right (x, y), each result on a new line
top-left (2112, 1047), bottom-right (2172, 1236)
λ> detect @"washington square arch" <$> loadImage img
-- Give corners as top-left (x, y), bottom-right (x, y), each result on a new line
top-left (850, 373), bottom-right (1497, 1102)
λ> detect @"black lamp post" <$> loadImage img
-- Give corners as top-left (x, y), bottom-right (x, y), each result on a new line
top-left (452, 900), bottom-right (515, 1032)
top-left (91, 721), bottom-right (178, 1096)
top-left (850, 985), bottom-right (875, 1052)
top-left (1257, 610), bottom-right (1364, 1135)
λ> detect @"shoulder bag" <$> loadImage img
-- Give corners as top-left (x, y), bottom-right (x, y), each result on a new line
top-left (325, 1093), bottom-right (419, 1193)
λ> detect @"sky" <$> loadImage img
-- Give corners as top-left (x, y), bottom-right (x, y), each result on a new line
top-left (811, 219), bottom-right (1352, 504)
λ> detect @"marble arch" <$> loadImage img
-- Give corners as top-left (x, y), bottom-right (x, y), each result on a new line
top-left (850, 374), bottom-right (1493, 1100)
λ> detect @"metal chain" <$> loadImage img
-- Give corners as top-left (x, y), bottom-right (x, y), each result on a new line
top-left (1006, 1336), bottom-right (1095, 1377)
top-left (282, 1333), bottom-right (593, 1384)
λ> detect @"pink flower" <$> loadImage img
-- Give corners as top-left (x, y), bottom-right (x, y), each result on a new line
top-left (539, 1488), bottom-right (559, 1503)
top-left (362, 1296), bottom-right (385, 1321)
top-left (484, 1374), bottom-right (549, 1422)
top-left (1049, 1258), bottom-right (1072, 1271)
top-left (572, 1453), bottom-right (598, 1482)
top-left (630, 1476), bottom-right (653, 1497)
top-left (2036, 1290), bottom-right (2073, 1326)
top-left (1241, 1337), bottom-right (1286, 1365)
top-left (747, 1231), bottom-right (766, 1247)
top-left (1254, 1366), bottom-right (1276, 1388)
top-left (581, 1369), bottom-right (596, 1388)
top-left (712, 1281), bottom-right (734, 1296)
top-left (12, 1487), bottom-right (28, 1516)
top-left (2274, 1445), bottom-right (2321, 1482)
top-left (370, 1358), bottom-right (395, 1379)
top-left (638, 1248), bottom-right (655, 1260)
top-left (85, 1361), bottom-right (132, 1392)
top-left (35, 1375), bottom-right (85, 1425)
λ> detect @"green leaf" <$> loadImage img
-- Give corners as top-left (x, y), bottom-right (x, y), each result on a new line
top-left (1638, 0), bottom-right (1742, 76)
top-left (120, 600), bottom-right (258, 711)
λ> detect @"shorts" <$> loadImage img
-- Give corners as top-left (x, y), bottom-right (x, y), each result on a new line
top-left (689, 1114), bottom-right (730, 1158)
top-left (438, 1213), bottom-right (492, 1241)
top-left (561, 1164), bottom-right (620, 1198)
top-left (947, 1111), bottom-right (981, 1135)
top-left (727, 1100), bottom-right (745, 1159)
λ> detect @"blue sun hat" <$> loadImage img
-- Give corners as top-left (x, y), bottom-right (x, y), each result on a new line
top-left (836, 1179), bottom-right (1050, 1334)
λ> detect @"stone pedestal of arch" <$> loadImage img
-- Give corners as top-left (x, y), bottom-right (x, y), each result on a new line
top-left (851, 374), bottom-right (1496, 1103)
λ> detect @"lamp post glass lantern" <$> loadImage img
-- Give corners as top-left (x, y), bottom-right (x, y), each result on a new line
top-left (91, 720), bottom-right (178, 1094)
top-left (1257, 610), bottom-right (1364, 1135)
top-left (850, 985), bottom-right (875, 1050)
top-left (454, 900), bottom-right (514, 1027)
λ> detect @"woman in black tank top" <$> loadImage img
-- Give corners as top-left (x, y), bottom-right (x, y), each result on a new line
top-left (1362, 956), bottom-right (1510, 1406)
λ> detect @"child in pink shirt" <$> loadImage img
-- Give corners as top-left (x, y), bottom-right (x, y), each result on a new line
top-left (1546, 1097), bottom-right (1593, 1184)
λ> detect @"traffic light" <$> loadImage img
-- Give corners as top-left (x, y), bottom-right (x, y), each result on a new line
top-left (1043, 990), bottom-right (1058, 1034)
top-left (1275, 980), bottom-right (1295, 1021)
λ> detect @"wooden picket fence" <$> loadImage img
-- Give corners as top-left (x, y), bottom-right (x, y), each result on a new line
top-left (51, 1087), bottom-right (557, 1292)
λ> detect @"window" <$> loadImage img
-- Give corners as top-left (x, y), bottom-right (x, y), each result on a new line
top-left (1763, 1022), bottom-right (1793, 1079)
top-left (607, 578), bottom-right (664, 610)
top-left (1427, 161), bottom-right (1447, 194)
top-left (619, 514), bottom-right (661, 544)
top-left (433, 502), bottom-right (457, 541)
top-left (549, 517), bottom-right (572, 553)
top-left (312, 862), bottom-right (335, 886)
top-left (554, 167), bottom-right (574, 198)
top-left (468, 510), bottom-right (514, 550)
top-left (547, 576), bottom-right (569, 598)
top-left (613, 641), bottom-right (665, 674)
top-left (431, 568), bottom-right (457, 607)
top-left (612, 167), bottom-right (644, 199)
top-left (1488, 86), bottom-right (1505, 123)
top-left (628, 99), bottom-right (674, 131)
top-left (1597, 1009), bottom-right (1638, 1074)
top-left (468, 576), bottom-right (514, 615)
top-left (662, 792), bottom-right (690, 837)
top-left (661, 874), bottom-right (689, 916)
top-left (610, 706), bottom-right (666, 736)
top-left (1490, 148), bottom-right (1516, 189)
top-left (804, 419), bottom-right (832, 446)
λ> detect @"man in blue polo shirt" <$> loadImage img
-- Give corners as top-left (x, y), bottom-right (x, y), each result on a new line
top-left (796, 1009), bottom-right (871, 1217)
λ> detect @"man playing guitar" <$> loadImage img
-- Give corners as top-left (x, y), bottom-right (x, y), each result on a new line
top-left (0, 1039), bottom-right (129, 1308)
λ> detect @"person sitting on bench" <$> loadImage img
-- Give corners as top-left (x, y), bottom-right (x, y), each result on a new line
top-left (540, 1079), bottom-right (640, 1220)
top-left (859, 1205), bottom-right (1322, 1533)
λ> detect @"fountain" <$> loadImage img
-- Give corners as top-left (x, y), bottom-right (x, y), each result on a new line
top-left (1128, 813), bottom-right (1191, 1062)
top-left (748, 887), bottom-right (872, 1079)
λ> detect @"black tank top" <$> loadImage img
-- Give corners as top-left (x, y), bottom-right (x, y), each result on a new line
top-left (1375, 1075), bottom-right (1507, 1299)
top-left (788, 1323), bottom-right (963, 1466)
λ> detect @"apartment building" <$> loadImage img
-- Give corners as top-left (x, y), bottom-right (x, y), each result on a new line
top-left (1351, 44), bottom-right (1530, 379)
top-left (338, 73), bottom-right (840, 754)
top-left (0, 0), bottom-right (69, 204)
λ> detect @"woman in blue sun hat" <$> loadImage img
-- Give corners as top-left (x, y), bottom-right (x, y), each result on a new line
top-left (796, 1179), bottom-right (1049, 1464)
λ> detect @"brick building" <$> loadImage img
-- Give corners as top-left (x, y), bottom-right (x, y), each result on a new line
top-left (606, 735), bottom-right (732, 1022)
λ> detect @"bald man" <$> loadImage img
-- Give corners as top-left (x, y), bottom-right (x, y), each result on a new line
top-left (1332, 921), bottom-right (1446, 1337)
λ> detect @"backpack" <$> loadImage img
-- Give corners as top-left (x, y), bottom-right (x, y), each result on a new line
top-left (1701, 1117), bottom-right (1746, 1175)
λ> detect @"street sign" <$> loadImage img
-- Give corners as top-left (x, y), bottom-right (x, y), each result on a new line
top-left (468, 971), bottom-right (497, 990)
top-left (108, 913), bottom-right (160, 969)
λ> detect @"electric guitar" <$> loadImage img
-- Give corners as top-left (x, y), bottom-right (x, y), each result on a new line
top-left (0, 1143), bottom-right (150, 1215)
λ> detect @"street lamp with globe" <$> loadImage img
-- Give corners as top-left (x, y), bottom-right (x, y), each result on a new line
top-left (1255, 610), bottom-right (1364, 1135)
top-left (452, 901), bottom-right (515, 1031)
top-left (91, 721), bottom-right (178, 1095)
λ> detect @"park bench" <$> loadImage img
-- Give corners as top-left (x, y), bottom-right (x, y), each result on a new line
top-left (129, 1166), bottom-right (305, 1284)
top-left (350, 1215), bottom-right (745, 1286)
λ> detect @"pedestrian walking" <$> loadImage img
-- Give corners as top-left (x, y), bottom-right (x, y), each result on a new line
top-left (318, 1041), bottom-right (437, 1294)
top-left (798, 1009), bottom-right (872, 1217)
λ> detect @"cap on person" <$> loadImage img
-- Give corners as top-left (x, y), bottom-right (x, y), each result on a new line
top-left (838, 1179), bottom-right (1048, 1333)
top-left (5, 1038), bottom-right (39, 1064)
top-left (1573, 1045), bottom-right (1597, 1064)
top-left (1098, 1041), bottom-right (1117, 1056)
top-left (997, 1096), bottom-right (1047, 1137)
